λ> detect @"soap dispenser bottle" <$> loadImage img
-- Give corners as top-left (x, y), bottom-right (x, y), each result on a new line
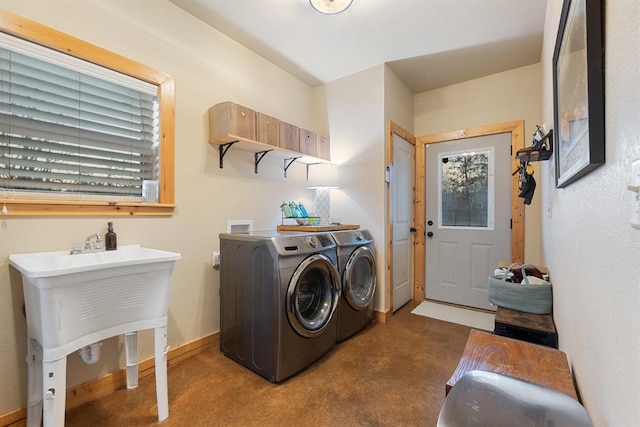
top-left (105, 222), bottom-right (117, 250)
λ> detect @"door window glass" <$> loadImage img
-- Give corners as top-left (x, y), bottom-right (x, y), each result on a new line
top-left (438, 148), bottom-right (495, 230)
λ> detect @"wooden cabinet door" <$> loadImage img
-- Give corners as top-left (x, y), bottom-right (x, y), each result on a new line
top-left (317, 134), bottom-right (330, 160)
top-left (209, 101), bottom-right (256, 141)
top-left (299, 129), bottom-right (317, 157)
top-left (279, 122), bottom-right (299, 152)
top-left (256, 112), bottom-right (279, 147)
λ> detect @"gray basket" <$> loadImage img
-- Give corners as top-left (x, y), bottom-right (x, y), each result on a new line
top-left (488, 263), bottom-right (552, 314)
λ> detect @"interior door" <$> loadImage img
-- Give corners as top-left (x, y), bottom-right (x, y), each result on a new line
top-left (392, 133), bottom-right (414, 311)
top-left (424, 133), bottom-right (511, 310)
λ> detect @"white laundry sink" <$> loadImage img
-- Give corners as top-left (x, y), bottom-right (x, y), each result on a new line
top-left (10, 244), bottom-right (181, 358)
top-left (10, 244), bottom-right (181, 427)
top-left (10, 244), bottom-right (180, 279)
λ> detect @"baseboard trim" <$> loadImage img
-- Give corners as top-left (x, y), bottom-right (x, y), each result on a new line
top-left (374, 308), bottom-right (392, 324)
top-left (0, 332), bottom-right (219, 426)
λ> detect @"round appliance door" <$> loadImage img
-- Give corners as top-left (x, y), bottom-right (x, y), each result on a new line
top-left (343, 246), bottom-right (376, 310)
top-left (286, 253), bottom-right (340, 338)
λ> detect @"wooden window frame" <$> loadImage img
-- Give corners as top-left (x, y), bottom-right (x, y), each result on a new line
top-left (0, 9), bottom-right (175, 216)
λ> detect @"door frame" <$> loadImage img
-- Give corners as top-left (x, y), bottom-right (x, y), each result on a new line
top-left (414, 121), bottom-right (525, 301)
top-left (384, 121), bottom-right (416, 320)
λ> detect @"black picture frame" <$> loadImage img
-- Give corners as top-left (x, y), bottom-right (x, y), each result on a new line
top-left (553, 0), bottom-right (605, 188)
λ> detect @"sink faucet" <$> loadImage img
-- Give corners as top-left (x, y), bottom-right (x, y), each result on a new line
top-left (69, 233), bottom-right (105, 254)
top-left (84, 233), bottom-right (104, 251)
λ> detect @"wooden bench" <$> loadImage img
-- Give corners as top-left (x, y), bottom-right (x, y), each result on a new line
top-left (494, 306), bottom-right (558, 348)
top-left (446, 329), bottom-right (577, 400)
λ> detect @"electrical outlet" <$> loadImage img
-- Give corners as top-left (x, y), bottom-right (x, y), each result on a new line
top-left (629, 159), bottom-right (640, 229)
top-left (212, 251), bottom-right (220, 268)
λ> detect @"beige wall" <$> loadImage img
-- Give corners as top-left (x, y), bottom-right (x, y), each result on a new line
top-left (322, 65), bottom-right (388, 310)
top-left (384, 65), bottom-right (415, 134)
top-left (540, 1), bottom-right (640, 425)
top-left (2, 1), bottom-right (636, 425)
top-left (0, 0), bottom-right (324, 414)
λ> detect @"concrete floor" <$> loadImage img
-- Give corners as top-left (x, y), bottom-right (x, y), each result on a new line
top-left (63, 301), bottom-right (472, 426)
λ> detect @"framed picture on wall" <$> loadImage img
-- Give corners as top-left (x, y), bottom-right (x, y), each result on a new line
top-left (553, 0), bottom-right (605, 188)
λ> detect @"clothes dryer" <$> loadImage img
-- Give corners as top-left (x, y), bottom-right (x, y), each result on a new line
top-left (219, 231), bottom-right (340, 382)
top-left (331, 229), bottom-right (377, 342)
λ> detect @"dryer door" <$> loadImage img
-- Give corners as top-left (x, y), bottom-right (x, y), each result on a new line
top-left (343, 246), bottom-right (377, 310)
top-left (286, 253), bottom-right (340, 338)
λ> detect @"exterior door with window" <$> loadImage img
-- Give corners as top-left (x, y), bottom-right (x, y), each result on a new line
top-left (425, 133), bottom-right (511, 310)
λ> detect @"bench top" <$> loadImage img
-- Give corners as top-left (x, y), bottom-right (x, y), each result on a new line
top-left (495, 306), bottom-right (557, 334)
top-left (446, 329), bottom-right (577, 400)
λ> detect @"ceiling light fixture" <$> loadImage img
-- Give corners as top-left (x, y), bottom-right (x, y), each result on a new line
top-left (309, 0), bottom-right (353, 14)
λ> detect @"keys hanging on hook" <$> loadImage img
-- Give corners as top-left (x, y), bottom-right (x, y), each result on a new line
top-left (518, 164), bottom-right (527, 191)
top-left (526, 163), bottom-right (534, 176)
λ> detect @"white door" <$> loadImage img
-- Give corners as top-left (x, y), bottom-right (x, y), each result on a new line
top-left (425, 133), bottom-right (511, 310)
top-left (392, 133), bottom-right (414, 311)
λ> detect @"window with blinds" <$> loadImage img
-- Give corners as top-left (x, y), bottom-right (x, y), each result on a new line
top-left (0, 34), bottom-right (159, 201)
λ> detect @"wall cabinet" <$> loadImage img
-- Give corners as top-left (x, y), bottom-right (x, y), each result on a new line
top-left (210, 101), bottom-right (256, 141)
top-left (256, 112), bottom-right (279, 147)
top-left (279, 121), bottom-right (299, 152)
top-left (317, 134), bottom-right (330, 160)
top-left (209, 102), bottom-right (331, 174)
top-left (299, 128), bottom-right (317, 157)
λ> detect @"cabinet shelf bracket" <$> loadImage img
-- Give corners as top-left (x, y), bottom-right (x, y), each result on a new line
top-left (218, 141), bottom-right (238, 169)
top-left (283, 157), bottom-right (301, 178)
top-left (254, 150), bottom-right (273, 174)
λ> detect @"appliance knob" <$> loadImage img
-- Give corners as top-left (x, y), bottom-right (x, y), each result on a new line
top-left (306, 236), bottom-right (318, 248)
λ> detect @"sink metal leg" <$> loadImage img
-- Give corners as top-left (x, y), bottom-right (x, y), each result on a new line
top-left (124, 331), bottom-right (138, 389)
top-left (42, 357), bottom-right (67, 427)
top-left (154, 325), bottom-right (169, 421)
top-left (26, 338), bottom-right (43, 427)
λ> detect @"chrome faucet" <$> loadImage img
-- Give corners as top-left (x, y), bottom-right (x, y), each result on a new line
top-left (70, 233), bottom-right (104, 254)
top-left (85, 233), bottom-right (104, 251)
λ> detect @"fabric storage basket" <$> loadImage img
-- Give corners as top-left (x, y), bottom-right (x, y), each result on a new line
top-left (488, 263), bottom-right (552, 314)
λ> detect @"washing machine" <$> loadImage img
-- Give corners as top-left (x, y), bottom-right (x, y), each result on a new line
top-left (219, 230), bottom-right (340, 382)
top-left (331, 229), bottom-right (377, 342)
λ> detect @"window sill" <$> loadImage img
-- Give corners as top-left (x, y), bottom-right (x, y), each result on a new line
top-left (0, 200), bottom-right (176, 216)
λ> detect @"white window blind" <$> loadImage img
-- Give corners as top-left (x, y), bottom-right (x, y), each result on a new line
top-left (0, 34), bottom-right (159, 199)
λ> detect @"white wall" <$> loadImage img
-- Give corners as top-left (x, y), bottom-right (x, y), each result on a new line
top-left (414, 63), bottom-right (543, 264)
top-left (384, 65), bottom-right (415, 134)
top-left (0, 0), bottom-right (322, 414)
top-left (322, 65), bottom-right (387, 310)
top-left (540, 1), bottom-right (640, 425)
top-left (315, 65), bottom-right (413, 315)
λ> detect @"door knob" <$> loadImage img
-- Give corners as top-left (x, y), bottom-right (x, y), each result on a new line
top-left (409, 227), bottom-right (417, 233)
top-left (427, 220), bottom-right (434, 226)
top-left (427, 231), bottom-right (434, 238)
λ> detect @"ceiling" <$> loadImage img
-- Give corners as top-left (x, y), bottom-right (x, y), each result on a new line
top-left (169, 0), bottom-right (549, 94)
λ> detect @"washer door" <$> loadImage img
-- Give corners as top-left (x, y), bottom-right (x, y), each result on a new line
top-left (286, 253), bottom-right (340, 338)
top-left (343, 246), bottom-right (377, 310)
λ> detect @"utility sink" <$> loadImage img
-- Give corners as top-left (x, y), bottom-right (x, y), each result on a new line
top-left (10, 244), bottom-right (181, 427)
top-left (10, 244), bottom-right (180, 279)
